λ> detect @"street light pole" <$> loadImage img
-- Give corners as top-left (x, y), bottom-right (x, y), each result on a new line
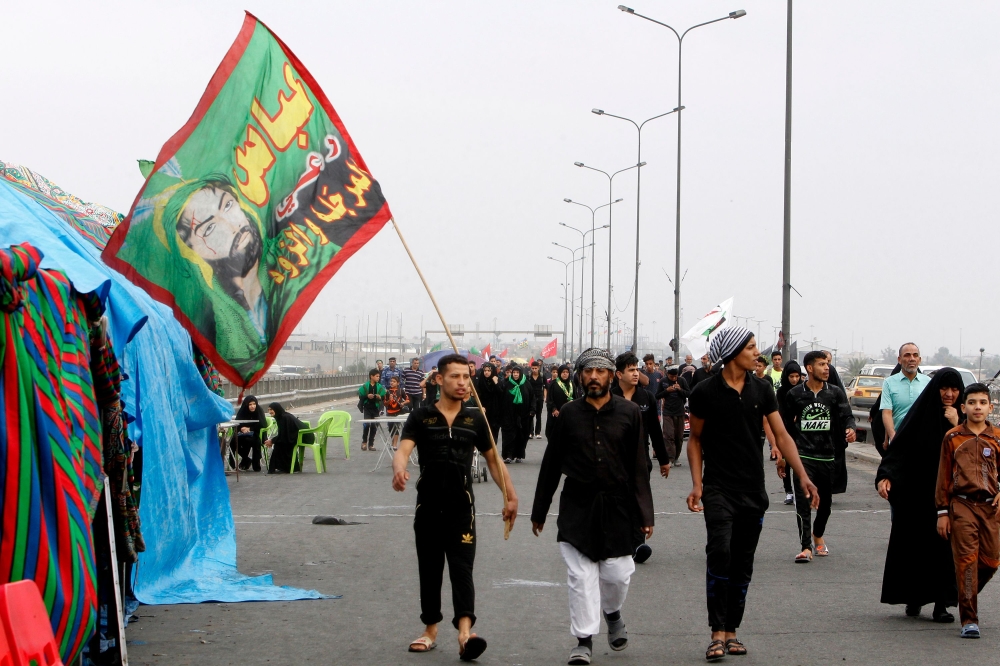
top-left (575, 161), bottom-right (641, 350)
top-left (565, 200), bottom-right (622, 349)
top-left (555, 236), bottom-right (601, 358)
top-left (592, 107), bottom-right (682, 351)
top-left (548, 256), bottom-right (572, 363)
top-left (618, 4), bottom-right (746, 357)
top-left (781, 0), bottom-right (793, 356)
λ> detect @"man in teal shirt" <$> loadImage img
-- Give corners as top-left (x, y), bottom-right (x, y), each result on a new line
top-left (881, 342), bottom-right (930, 444)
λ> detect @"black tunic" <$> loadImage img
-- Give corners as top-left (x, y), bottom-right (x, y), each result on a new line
top-left (531, 395), bottom-right (654, 561)
top-left (612, 384), bottom-right (669, 463)
top-left (827, 365), bottom-right (850, 493)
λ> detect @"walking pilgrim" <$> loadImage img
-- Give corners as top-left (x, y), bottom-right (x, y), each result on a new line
top-left (686, 327), bottom-right (818, 661)
top-left (391, 354), bottom-right (517, 661)
top-left (531, 348), bottom-right (654, 665)
top-left (876, 368), bottom-right (965, 621)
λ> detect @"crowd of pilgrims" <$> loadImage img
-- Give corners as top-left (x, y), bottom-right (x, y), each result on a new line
top-left (225, 342), bottom-right (999, 647)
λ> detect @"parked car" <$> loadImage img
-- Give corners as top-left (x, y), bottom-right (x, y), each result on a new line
top-left (920, 365), bottom-right (978, 387)
top-left (861, 364), bottom-right (897, 378)
top-left (846, 375), bottom-right (884, 410)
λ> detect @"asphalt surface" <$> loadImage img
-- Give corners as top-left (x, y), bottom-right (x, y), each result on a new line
top-left (126, 401), bottom-right (999, 665)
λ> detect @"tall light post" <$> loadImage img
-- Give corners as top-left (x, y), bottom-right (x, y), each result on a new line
top-left (574, 161), bottom-right (643, 350)
top-left (547, 255), bottom-right (582, 363)
top-left (557, 226), bottom-right (606, 355)
top-left (564, 200), bottom-right (622, 348)
top-left (618, 4), bottom-right (746, 357)
top-left (592, 106), bottom-right (682, 351)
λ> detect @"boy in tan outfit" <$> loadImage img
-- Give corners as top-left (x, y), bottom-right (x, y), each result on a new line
top-left (935, 383), bottom-right (1000, 638)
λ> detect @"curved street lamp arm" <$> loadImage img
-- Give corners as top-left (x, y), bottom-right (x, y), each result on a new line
top-left (628, 10), bottom-right (681, 40)
top-left (639, 107), bottom-right (682, 130)
top-left (681, 15), bottom-right (731, 41)
top-left (612, 163), bottom-right (643, 180)
top-left (565, 199), bottom-right (597, 215)
top-left (578, 164), bottom-right (611, 180)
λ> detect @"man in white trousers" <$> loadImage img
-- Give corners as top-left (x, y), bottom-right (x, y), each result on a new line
top-left (531, 348), bottom-right (655, 665)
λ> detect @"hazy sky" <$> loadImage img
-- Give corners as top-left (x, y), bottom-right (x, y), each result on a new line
top-left (4, 1), bottom-right (998, 360)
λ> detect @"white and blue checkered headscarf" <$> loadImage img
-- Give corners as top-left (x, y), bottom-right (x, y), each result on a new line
top-left (575, 347), bottom-right (616, 373)
top-left (709, 326), bottom-right (754, 365)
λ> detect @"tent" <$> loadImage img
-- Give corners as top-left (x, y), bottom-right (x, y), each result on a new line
top-left (0, 161), bottom-right (322, 661)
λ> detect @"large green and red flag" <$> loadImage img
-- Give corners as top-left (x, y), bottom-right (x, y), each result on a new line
top-left (103, 13), bottom-right (391, 385)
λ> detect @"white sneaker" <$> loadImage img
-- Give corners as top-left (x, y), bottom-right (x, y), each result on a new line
top-left (784, 493), bottom-right (794, 505)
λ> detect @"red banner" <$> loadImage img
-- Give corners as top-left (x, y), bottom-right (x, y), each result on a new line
top-left (482, 343), bottom-right (491, 359)
top-left (541, 337), bottom-right (558, 358)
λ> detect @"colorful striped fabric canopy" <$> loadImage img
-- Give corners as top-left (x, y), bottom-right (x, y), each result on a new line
top-left (0, 242), bottom-right (104, 663)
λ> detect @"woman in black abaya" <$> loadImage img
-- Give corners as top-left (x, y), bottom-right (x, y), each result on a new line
top-left (235, 395), bottom-right (267, 471)
top-left (826, 361), bottom-right (851, 494)
top-left (775, 361), bottom-right (803, 499)
top-left (875, 368), bottom-right (963, 621)
top-left (264, 402), bottom-right (310, 473)
top-left (475, 362), bottom-right (504, 443)
top-left (499, 365), bottom-right (533, 463)
top-left (545, 364), bottom-right (576, 439)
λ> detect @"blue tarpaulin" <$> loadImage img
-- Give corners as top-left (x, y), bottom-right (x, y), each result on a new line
top-left (0, 171), bottom-right (324, 603)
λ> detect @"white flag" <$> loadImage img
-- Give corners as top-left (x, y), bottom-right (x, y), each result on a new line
top-left (680, 297), bottom-right (734, 359)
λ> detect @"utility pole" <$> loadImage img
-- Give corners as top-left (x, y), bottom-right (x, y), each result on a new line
top-left (781, 0), bottom-right (793, 352)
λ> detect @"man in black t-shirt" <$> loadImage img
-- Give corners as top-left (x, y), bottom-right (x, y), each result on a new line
top-left (527, 361), bottom-right (547, 438)
top-left (393, 354), bottom-right (518, 661)
top-left (686, 327), bottom-right (817, 661)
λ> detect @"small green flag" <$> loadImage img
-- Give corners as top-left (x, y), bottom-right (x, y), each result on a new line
top-left (430, 343), bottom-right (443, 352)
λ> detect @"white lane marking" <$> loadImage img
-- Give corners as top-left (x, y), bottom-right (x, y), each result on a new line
top-left (492, 579), bottom-right (561, 588)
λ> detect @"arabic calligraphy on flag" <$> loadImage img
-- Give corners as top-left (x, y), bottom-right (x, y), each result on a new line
top-left (102, 13), bottom-right (391, 385)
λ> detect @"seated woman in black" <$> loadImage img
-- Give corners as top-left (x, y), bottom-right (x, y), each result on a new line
top-left (264, 402), bottom-right (312, 473)
top-left (235, 395), bottom-right (268, 471)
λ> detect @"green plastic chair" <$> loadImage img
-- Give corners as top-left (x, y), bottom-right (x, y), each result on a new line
top-left (318, 410), bottom-right (352, 460)
top-left (290, 420), bottom-right (328, 473)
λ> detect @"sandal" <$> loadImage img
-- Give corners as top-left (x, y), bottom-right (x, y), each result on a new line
top-left (408, 636), bottom-right (436, 652)
top-left (460, 635), bottom-right (487, 661)
top-left (794, 551), bottom-right (812, 563)
top-left (725, 638), bottom-right (747, 656)
top-left (815, 545), bottom-right (829, 557)
top-left (706, 639), bottom-right (725, 662)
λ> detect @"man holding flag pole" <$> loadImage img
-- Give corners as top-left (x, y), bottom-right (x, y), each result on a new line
top-left (101, 11), bottom-right (519, 661)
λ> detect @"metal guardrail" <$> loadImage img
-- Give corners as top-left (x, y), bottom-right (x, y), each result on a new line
top-left (221, 372), bottom-right (368, 401)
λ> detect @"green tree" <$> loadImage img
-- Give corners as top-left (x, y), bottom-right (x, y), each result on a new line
top-left (880, 346), bottom-right (896, 363)
top-left (847, 357), bottom-right (870, 380)
top-left (929, 346), bottom-right (968, 368)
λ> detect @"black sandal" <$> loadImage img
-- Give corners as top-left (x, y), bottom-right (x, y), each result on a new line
top-left (725, 638), bottom-right (747, 656)
top-left (706, 640), bottom-right (725, 662)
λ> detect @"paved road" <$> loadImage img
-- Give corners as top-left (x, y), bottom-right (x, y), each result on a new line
top-left (126, 405), bottom-right (999, 665)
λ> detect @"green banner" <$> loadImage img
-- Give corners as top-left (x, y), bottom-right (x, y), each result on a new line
top-left (103, 13), bottom-right (391, 385)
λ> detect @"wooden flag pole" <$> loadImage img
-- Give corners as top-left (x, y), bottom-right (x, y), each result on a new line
top-left (390, 218), bottom-right (512, 539)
